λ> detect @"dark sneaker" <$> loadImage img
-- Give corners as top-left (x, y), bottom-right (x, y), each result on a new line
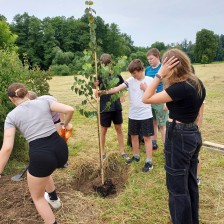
top-left (153, 143), bottom-right (159, 151)
top-left (121, 153), bottom-right (130, 160)
top-left (102, 153), bottom-right (106, 160)
top-left (126, 156), bottom-right (140, 164)
top-left (142, 162), bottom-right (153, 172)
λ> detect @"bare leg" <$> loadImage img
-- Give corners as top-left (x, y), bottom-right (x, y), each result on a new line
top-left (27, 172), bottom-right (56, 224)
top-left (144, 136), bottom-right (153, 159)
top-left (159, 125), bottom-right (166, 145)
top-left (114, 124), bottom-right (125, 154)
top-left (152, 120), bottom-right (158, 141)
top-left (45, 175), bottom-right (56, 193)
top-left (131, 135), bottom-right (139, 155)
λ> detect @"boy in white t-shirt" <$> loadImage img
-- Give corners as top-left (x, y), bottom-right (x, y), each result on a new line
top-left (97, 59), bottom-right (154, 172)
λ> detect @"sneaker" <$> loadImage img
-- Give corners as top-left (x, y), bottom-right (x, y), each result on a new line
top-left (142, 162), bottom-right (153, 172)
top-left (153, 143), bottom-right (159, 151)
top-left (126, 156), bottom-right (140, 164)
top-left (121, 153), bottom-right (130, 160)
top-left (197, 177), bottom-right (200, 185)
top-left (102, 153), bottom-right (106, 160)
top-left (44, 192), bottom-right (61, 209)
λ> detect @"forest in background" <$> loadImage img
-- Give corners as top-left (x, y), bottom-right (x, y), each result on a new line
top-left (0, 13), bottom-right (224, 76)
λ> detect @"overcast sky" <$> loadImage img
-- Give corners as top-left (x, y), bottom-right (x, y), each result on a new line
top-left (1, 0), bottom-right (223, 47)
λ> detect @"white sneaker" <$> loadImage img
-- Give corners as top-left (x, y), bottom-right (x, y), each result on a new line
top-left (44, 192), bottom-right (61, 209)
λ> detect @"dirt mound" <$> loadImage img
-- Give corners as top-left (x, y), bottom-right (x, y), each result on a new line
top-left (71, 151), bottom-right (130, 197)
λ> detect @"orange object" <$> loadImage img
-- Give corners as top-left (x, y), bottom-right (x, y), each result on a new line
top-left (59, 127), bottom-right (73, 142)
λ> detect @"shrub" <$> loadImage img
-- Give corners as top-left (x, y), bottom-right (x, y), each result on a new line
top-left (0, 49), bottom-right (51, 161)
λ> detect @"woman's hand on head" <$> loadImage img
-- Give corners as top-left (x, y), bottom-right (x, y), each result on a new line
top-left (159, 56), bottom-right (179, 78)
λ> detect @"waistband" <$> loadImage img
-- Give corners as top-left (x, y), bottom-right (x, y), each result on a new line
top-left (167, 121), bottom-right (197, 129)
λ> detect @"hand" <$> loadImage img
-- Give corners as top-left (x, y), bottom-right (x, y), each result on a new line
top-left (163, 103), bottom-right (168, 111)
top-left (158, 56), bottom-right (179, 78)
top-left (65, 123), bottom-right (73, 131)
top-left (95, 90), bottom-right (102, 97)
top-left (140, 82), bottom-right (148, 91)
top-left (94, 80), bottom-right (99, 87)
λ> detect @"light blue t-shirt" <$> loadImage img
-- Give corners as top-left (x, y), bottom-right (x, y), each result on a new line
top-left (145, 64), bottom-right (163, 93)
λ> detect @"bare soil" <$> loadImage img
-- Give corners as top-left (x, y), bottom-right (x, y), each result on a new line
top-left (0, 152), bottom-right (130, 224)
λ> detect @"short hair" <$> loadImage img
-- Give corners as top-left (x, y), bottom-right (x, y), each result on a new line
top-left (28, 91), bottom-right (38, 100)
top-left (146, 48), bottom-right (160, 58)
top-left (100, 53), bottom-right (112, 66)
top-left (128, 59), bottom-right (144, 73)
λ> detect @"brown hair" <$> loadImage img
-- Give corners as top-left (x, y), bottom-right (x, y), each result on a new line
top-left (100, 53), bottom-right (112, 66)
top-left (28, 91), bottom-right (38, 100)
top-left (162, 48), bottom-right (202, 95)
top-left (146, 48), bottom-right (160, 58)
top-left (7, 83), bottom-right (28, 98)
top-left (128, 59), bottom-right (144, 73)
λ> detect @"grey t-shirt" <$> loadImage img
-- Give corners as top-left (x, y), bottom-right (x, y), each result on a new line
top-left (4, 98), bottom-right (56, 142)
top-left (38, 95), bottom-right (60, 123)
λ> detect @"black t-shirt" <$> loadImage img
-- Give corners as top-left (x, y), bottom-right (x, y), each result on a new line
top-left (165, 79), bottom-right (206, 123)
top-left (99, 74), bottom-right (124, 112)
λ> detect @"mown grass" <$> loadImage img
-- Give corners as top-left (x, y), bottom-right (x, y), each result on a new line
top-left (46, 63), bottom-right (224, 224)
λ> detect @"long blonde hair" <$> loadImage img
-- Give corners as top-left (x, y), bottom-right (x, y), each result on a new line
top-left (162, 48), bottom-right (202, 96)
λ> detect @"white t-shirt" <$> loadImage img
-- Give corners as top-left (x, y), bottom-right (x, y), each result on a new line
top-left (123, 76), bottom-right (153, 120)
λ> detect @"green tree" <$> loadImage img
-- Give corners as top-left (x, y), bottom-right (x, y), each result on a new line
top-left (194, 29), bottom-right (218, 63)
top-left (0, 49), bottom-right (51, 159)
top-left (42, 18), bottom-right (59, 69)
top-left (0, 20), bottom-right (17, 50)
top-left (151, 41), bottom-right (166, 52)
top-left (214, 34), bottom-right (224, 61)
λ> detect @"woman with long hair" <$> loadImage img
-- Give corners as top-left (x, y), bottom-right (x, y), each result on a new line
top-left (142, 49), bottom-right (206, 224)
top-left (0, 83), bottom-right (74, 224)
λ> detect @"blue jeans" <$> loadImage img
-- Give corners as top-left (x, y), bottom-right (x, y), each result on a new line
top-left (165, 121), bottom-right (202, 224)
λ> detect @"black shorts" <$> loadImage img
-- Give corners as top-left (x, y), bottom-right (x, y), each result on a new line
top-left (28, 132), bottom-right (68, 177)
top-left (100, 111), bottom-right (123, 127)
top-left (128, 118), bottom-right (154, 137)
top-left (54, 118), bottom-right (61, 124)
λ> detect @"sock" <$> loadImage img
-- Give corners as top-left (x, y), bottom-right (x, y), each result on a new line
top-left (152, 140), bottom-right (157, 146)
top-left (134, 154), bottom-right (139, 158)
top-left (48, 190), bottom-right (58, 200)
top-left (146, 158), bottom-right (152, 163)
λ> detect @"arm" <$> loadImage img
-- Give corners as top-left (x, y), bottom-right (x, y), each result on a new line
top-left (196, 103), bottom-right (205, 128)
top-left (50, 102), bottom-right (74, 130)
top-left (97, 83), bottom-right (126, 96)
top-left (0, 128), bottom-right (16, 176)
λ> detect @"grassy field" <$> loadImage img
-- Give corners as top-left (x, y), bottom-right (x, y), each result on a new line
top-left (46, 63), bottom-right (224, 223)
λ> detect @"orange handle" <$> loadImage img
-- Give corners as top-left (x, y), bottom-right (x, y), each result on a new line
top-left (59, 128), bottom-right (73, 142)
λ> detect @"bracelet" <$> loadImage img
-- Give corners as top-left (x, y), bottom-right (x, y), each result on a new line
top-left (155, 73), bottom-right (163, 80)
